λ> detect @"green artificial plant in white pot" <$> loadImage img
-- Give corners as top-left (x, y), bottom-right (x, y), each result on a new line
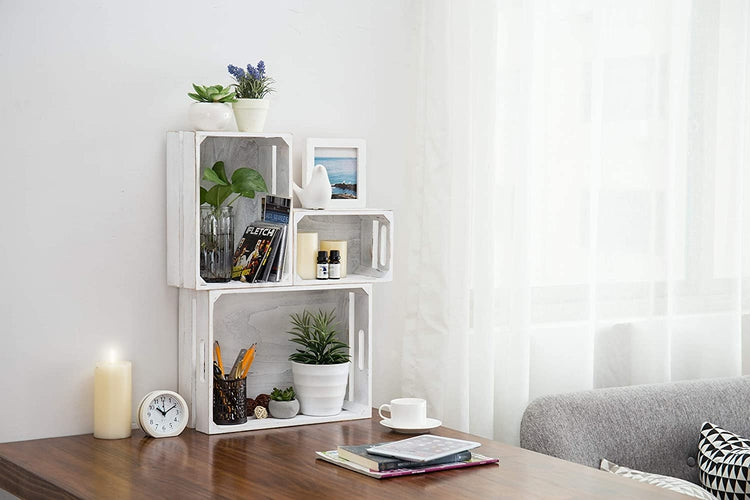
top-left (187, 84), bottom-right (236, 131)
top-left (228, 61), bottom-right (274, 132)
top-left (288, 309), bottom-right (350, 417)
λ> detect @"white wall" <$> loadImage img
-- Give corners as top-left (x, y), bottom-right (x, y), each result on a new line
top-left (0, 0), bottom-right (416, 442)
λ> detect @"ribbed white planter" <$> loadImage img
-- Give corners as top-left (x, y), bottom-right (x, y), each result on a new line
top-left (232, 98), bottom-right (270, 132)
top-left (188, 102), bottom-right (233, 131)
top-left (291, 361), bottom-right (349, 416)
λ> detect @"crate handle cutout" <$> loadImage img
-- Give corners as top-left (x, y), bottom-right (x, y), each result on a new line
top-left (259, 144), bottom-right (277, 194)
top-left (199, 339), bottom-right (206, 383)
top-left (371, 220), bottom-right (379, 269)
top-left (379, 223), bottom-right (388, 268)
top-left (348, 292), bottom-right (355, 402)
top-left (358, 329), bottom-right (365, 370)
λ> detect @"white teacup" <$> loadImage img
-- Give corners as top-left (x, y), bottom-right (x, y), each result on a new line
top-left (378, 398), bottom-right (427, 428)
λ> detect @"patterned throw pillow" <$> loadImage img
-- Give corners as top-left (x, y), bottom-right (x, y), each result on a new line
top-left (698, 422), bottom-right (750, 500)
top-left (600, 459), bottom-right (718, 500)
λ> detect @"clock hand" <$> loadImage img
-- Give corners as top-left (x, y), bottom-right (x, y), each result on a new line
top-left (164, 405), bottom-right (177, 415)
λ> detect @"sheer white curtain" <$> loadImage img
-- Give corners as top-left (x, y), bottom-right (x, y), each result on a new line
top-left (403, 0), bottom-right (750, 444)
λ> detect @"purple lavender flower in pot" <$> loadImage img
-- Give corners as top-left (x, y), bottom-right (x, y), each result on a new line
top-left (227, 60), bottom-right (275, 132)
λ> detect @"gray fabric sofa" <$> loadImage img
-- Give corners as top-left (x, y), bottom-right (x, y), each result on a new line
top-left (520, 376), bottom-right (750, 484)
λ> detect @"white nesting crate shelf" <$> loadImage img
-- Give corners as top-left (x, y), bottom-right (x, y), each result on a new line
top-left (166, 131), bottom-right (294, 290)
top-left (178, 284), bottom-right (372, 434)
top-left (293, 209), bottom-right (393, 285)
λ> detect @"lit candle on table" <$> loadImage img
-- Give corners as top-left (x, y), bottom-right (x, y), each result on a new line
top-left (94, 349), bottom-right (132, 439)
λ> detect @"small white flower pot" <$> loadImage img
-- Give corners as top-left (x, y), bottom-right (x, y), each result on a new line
top-left (232, 98), bottom-right (270, 132)
top-left (188, 102), bottom-right (233, 131)
top-left (291, 361), bottom-right (350, 416)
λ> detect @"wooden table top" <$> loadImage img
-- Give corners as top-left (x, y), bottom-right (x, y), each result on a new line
top-left (0, 410), bottom-right (686, 499)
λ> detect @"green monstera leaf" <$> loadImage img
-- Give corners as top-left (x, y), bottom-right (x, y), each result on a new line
top-left (200, 161), bottom-right (268, 209)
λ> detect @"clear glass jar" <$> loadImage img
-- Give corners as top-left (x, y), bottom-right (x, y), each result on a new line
top-left (200, 206), bottom-right (234, 283)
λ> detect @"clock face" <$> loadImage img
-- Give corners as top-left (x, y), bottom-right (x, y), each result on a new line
top-left (139, 391), bottom-right (188, 438)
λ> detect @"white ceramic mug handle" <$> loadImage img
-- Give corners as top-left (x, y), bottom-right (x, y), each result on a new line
top-left (378, 404), bottom-right (391, 420)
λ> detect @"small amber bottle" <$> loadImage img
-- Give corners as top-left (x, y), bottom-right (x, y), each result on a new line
top-left (328, 250), bottom-right (341, 279)
top-left (316, 251), bottom-right (329, 280)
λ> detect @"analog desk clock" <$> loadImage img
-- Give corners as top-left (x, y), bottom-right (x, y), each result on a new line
top-left (137, 391), bottom-right (189, 438)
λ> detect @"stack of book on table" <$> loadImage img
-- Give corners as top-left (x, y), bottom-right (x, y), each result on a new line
top-left (316, 435), bottom-right (499, 479)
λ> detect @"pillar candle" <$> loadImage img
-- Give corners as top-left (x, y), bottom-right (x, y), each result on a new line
top-left (296, 232), bottom-right (319, 280)
top-left (319, 240), bottom-right (348, 278)
top-left (94, 353), bottom-right (132, 439)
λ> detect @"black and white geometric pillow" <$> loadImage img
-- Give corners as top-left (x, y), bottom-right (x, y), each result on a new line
top-left (600, 459), bottom-right (718, 500)
top-left (698, 421), bottom-right (750, 500)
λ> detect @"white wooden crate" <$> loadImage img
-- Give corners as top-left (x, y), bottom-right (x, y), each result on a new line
top-left (178, 284), bottom-right (372, 434)
top-left (293, 209), bottom-right (393, 285)
top-left (166, 131), bottom-right (294, 290)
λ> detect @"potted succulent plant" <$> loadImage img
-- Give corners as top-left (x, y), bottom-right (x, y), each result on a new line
top-left (227, 61), bottom-right (274, 132)
top-left (187, 84), bottom-right (236, 131)
top-left (288, 309), bottom-right (350, 416)
top-left (268, 386), bottom-right (299, 419)
top-left (199, 160), bottom-right (268, 282)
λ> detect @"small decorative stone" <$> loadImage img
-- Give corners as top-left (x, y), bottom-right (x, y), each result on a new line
top-left (255, 393), bottom-right (271, 409)
top-left (246, 398), bottom-right (257, 415)
top-left (254, 406), bottom-right (268, 419)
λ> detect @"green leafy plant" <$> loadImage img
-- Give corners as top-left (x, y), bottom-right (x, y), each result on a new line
top-left (188, 84), bottom-right (237, 103)
top-left (288, 310), bottom-right (350, 365)
top-left (270, 386), bottom-right (296, 401)
top-left (200, 161), bottom-right (268, 211)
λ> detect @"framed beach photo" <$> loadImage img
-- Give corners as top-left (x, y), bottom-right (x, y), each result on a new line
top-left (305, 138), bottom-right (366, 208)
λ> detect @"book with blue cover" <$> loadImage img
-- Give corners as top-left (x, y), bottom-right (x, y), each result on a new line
top-left (261, 195), bottom-right (291, 282)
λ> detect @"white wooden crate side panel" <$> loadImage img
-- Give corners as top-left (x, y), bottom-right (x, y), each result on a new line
top-left (292, 210), bottom-right (393, 285)
top-left (185, 285), bottom-right (372, 434)
top-left (177, 289), bottom-right (197, 428)
top-left (166, 133), bottom-right (180, 286)
top-left (167, 131), bottom-right (197, 287)
top-left (195, 292), bottom-right (212, 434)
top-left (352, 290), bottom-right (372, 409)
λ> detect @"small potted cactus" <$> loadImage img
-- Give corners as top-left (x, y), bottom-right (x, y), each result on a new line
top-left (268, 387), bottom-right (299, 419)
top-left (187, 84), bottom-right (236, 131)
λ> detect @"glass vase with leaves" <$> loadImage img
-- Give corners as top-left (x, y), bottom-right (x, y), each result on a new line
top-left (200, 161), bottom-right (268, 283)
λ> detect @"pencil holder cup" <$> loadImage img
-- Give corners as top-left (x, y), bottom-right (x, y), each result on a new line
top-left (213, 377), bottom-right (247, 425)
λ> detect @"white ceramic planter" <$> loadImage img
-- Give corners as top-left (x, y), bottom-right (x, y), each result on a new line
top-left (188, 102), bottom-right (233, 131)
top-left (268, 399), bottom-right (300, 419)
top-left (232, 98), bottom-right (270, 132)
top-left (291, 361), bottom-right (349, 416)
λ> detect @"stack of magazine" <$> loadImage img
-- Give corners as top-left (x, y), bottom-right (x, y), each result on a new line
top-left (231, 196), bottom-right (291, 283)
top-left (316, 435), bottom-right (499, 479)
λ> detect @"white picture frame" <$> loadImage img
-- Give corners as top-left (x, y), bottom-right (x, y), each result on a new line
top-left (305, 138), bottom-right (366, 209)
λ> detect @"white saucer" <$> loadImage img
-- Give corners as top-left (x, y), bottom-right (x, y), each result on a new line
top-left (379, 418), bottom-right (442, 434)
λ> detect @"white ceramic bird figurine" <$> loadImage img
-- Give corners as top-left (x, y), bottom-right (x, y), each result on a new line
top-left (294, 165), bottom-right (333, 209)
